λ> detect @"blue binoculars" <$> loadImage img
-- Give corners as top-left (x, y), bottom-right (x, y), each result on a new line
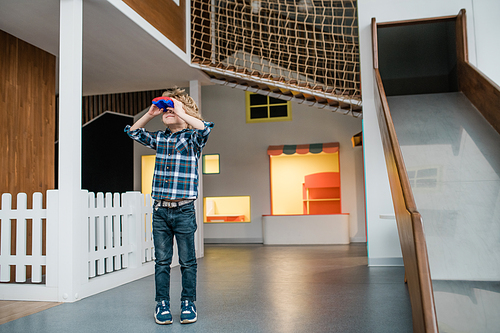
top-left (152, 97), bottom-right (174, 110)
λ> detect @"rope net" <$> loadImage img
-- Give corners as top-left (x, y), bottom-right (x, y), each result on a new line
top-left (192, 0), bottom-right (360, 102)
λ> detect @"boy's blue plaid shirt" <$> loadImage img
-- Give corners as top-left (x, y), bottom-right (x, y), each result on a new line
top-left (124, 121), bottom-right (214, 200)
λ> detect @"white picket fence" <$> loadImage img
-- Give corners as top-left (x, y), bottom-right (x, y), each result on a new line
top-left (0, 190), bottom-right (167, 302)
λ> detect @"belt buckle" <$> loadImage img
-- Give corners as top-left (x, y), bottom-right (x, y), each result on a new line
top-left (159, 199), bottom-right (191, 208)
top-left (158, 200), bottom-right (170, 208)
top-left (165, 200), bottom-right (179, 208)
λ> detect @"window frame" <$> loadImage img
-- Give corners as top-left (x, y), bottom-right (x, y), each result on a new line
top-left (245, 91), bottom-right (292, 123)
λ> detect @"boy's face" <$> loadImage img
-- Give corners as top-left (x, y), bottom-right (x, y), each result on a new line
top-left (162, 109), bottom-right (187, 130)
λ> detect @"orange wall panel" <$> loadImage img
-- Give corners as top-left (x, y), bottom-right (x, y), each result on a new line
top-left (123, 0), bottom-right (186, 52)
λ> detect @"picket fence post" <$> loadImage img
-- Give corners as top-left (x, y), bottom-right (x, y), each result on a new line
top-left (79, 189), bottom-right (90, 291)
top-left (45, 190), bottom-right (59, 289)
top-left (124, 192), bottom-right (143, 269)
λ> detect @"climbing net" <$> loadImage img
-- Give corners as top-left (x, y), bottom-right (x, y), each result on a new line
top-left (191, 0), bottom-right (360, 100)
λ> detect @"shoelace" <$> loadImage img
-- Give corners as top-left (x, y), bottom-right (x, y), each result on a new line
top-left (158, 301), bottom-right (170, 315)
top-left (181, 301), bottom-right (193, 314)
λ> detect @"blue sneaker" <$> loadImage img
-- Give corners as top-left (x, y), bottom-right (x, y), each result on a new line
top-left (180, 300), bottom-right (197, 324)
top-left (155, 300), bottom-right (173, 324)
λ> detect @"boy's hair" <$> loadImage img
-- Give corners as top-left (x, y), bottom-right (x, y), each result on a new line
top-left (162, 87), bottom-right (203, 128)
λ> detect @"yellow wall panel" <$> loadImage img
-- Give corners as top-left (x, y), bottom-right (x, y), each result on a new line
top-left (141, 155), bottom-right (156, 195)
top-left (203, 154), bottom-right (220, 174)
top-left (204, 196), bottom-right (251, 222)
top-left (271, 152), bottom-right (339, 215)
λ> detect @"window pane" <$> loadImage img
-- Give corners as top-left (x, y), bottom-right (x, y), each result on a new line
top-left (250, 106), bottom-right (268, 119)
top-left (203, 154), bottom-right (220, 174)
top-left (269, 105), bottom-right (288, 118)
top-left (250, 94), bottom-right (268, 105)
top-left (269, 97), bottom-right (286, 105)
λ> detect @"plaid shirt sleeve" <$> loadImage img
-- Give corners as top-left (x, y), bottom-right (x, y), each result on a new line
top-left (124, 125), bottom-right (159, 150)
top-left (192, 121), bottom-right (214, 151)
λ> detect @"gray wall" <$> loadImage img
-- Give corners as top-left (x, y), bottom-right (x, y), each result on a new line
top-left (200, 85), bottom-right (365, 243)
top-left (131, 85), bottom-right (365, 243)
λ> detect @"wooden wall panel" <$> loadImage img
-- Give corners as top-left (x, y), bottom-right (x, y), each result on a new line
top-left (458, 62), bottom-right (500, 135)
top-left (1, 30), bottom-right (55, 282)
top-left (0, 30), bottom-right (56, 205)
top-left (123, 0), bottom-right (186, 52)
top-left (456, 9), bottom-right (500, 135)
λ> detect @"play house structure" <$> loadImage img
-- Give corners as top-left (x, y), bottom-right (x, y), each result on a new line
top-left (3, 2), bottom-right (500, 333)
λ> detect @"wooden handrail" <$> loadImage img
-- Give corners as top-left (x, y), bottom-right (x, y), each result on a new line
top-left (371, 18), bottom-right (378, 69)
top-left (371, 17), bottom-right (438, 333)
top-left (375, 14), bottom-right (457, 28)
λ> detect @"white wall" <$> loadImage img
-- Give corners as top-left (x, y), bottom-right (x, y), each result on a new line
top-left (358, 0), bottom-right (498, 265)
top-left (472, 0), bottom-right (500, 86)
top-left (200, 85), bottom-right (366, 243)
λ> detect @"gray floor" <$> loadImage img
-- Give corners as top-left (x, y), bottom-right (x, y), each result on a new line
top-left (1, 244), bottom-right (413, 333)
top-left (389, 92), bottom-right (500, 333)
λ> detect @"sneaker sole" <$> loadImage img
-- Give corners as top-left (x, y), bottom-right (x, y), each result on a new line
top-left (180, 317), bottom-right (197, 324)
top-left (155, 317), bottom-right (173, 325)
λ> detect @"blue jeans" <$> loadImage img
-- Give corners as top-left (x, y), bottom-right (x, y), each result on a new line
top-left (152, 201), bottom-right (197, 302)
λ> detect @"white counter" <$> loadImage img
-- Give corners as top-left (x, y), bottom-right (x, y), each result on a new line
top-left (262, 214), bottom-right (350, 245)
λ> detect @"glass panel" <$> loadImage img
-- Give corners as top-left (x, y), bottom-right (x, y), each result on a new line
top-left (269, 105), bottom-right (288, 118)
top-left (269, 96), bottom-right (286, 104)
top-left (250, 93), bottom-right (268, 106)
top-left (250, 106), bottom-right (268, 119)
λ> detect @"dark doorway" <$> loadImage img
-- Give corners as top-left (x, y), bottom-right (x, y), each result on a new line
top-left (377, 20), bottom-right (458, 96)
top-left (82, 112), bottom-right (134, 193)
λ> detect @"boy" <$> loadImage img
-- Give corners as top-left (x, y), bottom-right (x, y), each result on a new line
top-left (124, 87), bottom-right (213, 324)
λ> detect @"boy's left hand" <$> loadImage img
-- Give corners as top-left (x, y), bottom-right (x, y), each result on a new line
top-left (169, 98), bottom-right (186, 117)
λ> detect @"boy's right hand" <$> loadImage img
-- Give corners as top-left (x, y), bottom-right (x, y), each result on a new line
top-left (147, 104), bottom-right (162, 117)
top-left (129, 104), bottom-right (162, 131)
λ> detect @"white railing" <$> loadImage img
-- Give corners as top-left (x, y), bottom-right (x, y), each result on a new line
top-left (0, 192), bottom-right (47, 283)
top-left (0, 190), bottom-right (164, 302)
top-left (86, 192), bottom-right (155, 278)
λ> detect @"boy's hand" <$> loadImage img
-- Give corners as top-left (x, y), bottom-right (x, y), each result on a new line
top-left (170, 98), bottom-right (186, 117)
top-left (147, 104), bottom-right (162, 117)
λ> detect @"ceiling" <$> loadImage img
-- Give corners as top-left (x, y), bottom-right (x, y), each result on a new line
top-left (0, 0), bottom-right (211, 96)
